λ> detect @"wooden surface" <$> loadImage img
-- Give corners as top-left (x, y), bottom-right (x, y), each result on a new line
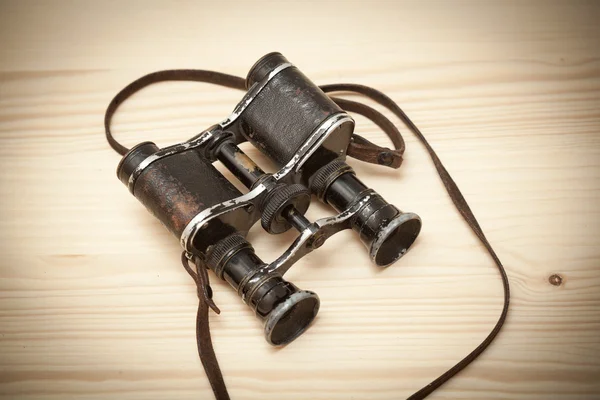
top-left (1, 1), bottom-right (599, 399)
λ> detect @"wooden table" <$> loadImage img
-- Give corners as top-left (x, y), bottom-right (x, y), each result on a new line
top-left (1, 1), bottom-right (599, 399)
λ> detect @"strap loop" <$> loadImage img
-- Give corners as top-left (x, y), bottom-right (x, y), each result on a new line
top-left (181, 252), bottom-right (229, 400)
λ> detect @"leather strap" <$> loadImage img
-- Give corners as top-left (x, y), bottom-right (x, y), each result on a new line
top-left (104, 70), bottom-right (404, 168)
top-left (181, 252), bottom-right (229, 400)
top-left (105, 69), bottom-right (510, 400)
top-left (104, 69), bottom-right (246, 155)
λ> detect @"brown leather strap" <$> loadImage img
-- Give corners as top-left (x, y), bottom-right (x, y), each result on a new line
top-left (104, 70), bottom-right (246, 156)
top-left (181, 252), bottom-right (230, 400)
top-left (103, 70), bottom-right (405, 168)
top-left (106, 70), bottom-right (510, 400)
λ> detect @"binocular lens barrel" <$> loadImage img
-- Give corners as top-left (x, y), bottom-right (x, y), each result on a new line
top-left (117, 142), bottom-right (243, 240)
top-left (325, 171), bottom-right (422, 267)
top-left (205, 234), bottom-right (319, 345)
top-left (241, 52), bottom-right (349, 167)
top-left (243, 52), bottom-right (423, 267)
top-left (117, 143), bottom-right (319, 346)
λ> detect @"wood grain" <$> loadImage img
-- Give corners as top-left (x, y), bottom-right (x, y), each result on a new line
top-left (1, 0), bottom-right (599, 399)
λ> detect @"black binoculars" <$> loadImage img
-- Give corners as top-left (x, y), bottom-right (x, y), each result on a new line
top-left (116, 52), bottom-right (422, 346)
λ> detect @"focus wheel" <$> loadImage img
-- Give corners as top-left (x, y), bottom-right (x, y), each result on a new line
top-left (261, 184), bottom-right (310, 234)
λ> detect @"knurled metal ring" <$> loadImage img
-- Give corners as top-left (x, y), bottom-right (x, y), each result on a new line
top-left (205, 234), bottom-right (252, 278)
top-left (309, 159), bottom-right (355, 200)
top-left (261, 184), bottom-right (310, 234)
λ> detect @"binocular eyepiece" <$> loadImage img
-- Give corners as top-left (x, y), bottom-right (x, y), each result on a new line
top-left (116, 52), bottom-right (421, 346)
top-left (312, 161), bottom-right (422, 267)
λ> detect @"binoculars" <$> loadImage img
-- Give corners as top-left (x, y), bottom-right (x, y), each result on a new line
top-left (116, 52), bottom-right (422, 346)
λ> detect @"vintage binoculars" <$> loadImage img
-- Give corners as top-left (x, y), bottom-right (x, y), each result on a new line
top-left (116, 53), bottom-right (422, 346)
